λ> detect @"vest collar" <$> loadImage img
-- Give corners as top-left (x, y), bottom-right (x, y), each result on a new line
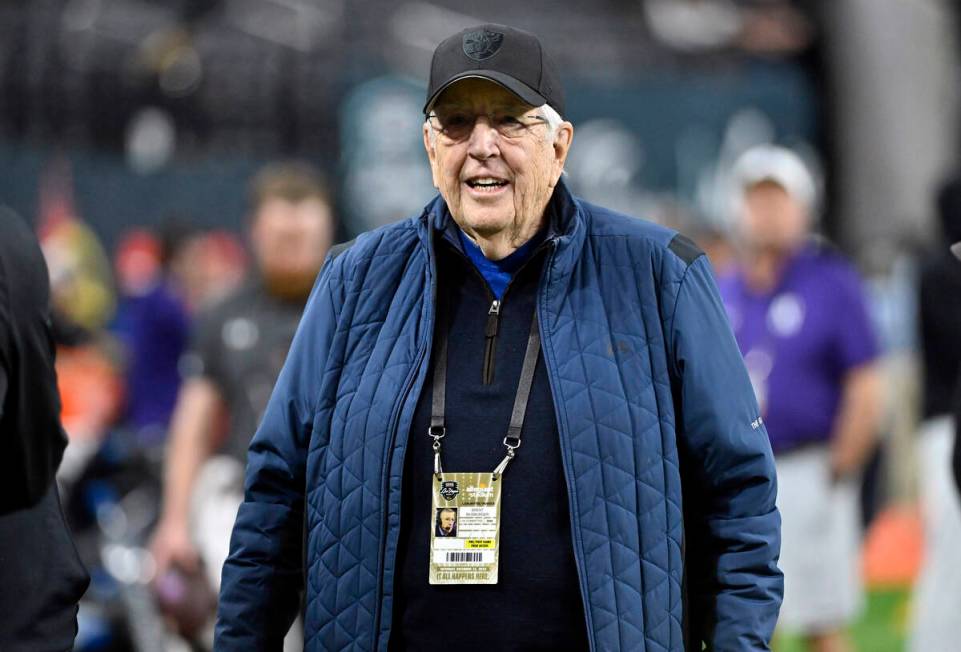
top-left (420, 176), bottom-right (587, 273)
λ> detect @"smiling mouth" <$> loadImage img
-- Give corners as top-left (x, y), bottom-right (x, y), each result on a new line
top-left (465, 177), bottom-right (509, 190)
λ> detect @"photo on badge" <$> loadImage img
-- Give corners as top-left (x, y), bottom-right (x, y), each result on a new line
top-left (435, 507), bottom-right (458, 537)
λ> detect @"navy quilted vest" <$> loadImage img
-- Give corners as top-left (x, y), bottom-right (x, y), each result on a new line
top-left (216, 179), bottom-right (783, 651)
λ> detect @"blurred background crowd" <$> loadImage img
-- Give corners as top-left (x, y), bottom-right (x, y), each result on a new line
top-left (1, 1), bottom-right (959, 650)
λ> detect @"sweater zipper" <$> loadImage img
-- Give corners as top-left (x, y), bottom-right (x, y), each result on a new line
top-left (482, 299), bottom-right (501, 384)
top-left (453, 242), bottom-right (550, 386)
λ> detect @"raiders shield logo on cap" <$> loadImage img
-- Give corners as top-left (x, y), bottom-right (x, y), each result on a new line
top-left (439, 480), bottom-right (460, 501)
top-left (463, 29), bottom-right (504, 61)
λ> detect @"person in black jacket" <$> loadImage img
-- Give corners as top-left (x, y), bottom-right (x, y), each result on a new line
top-left (953, 238), bottom-right (961, 497)
top-left (909, 180), bottom-right (961, 651)
top-left (0, 208), bottom-right (90, 650)
top-left (918, 178), bottom-right (961, 424)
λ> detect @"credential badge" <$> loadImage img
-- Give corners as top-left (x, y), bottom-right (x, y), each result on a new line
top-left (463, 29), bottom-right (504, 61)
top-left (440, 480), bottom-right (459, 501)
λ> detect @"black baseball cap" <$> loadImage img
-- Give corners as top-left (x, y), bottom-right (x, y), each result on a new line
top-left (423, 24), bottom-right (565, 117)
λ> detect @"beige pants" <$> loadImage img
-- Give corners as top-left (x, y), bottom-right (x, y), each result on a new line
top-left (775, 445), bottom-right (863, 633)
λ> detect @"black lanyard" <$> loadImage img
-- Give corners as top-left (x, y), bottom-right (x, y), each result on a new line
top-left (428, 299), bottom-right (541, 479)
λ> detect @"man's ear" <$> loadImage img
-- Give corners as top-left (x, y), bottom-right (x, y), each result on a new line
top-left (550, 122), bottom-right (574, 184)
top-left (423, 123), bottom-right (440, 189)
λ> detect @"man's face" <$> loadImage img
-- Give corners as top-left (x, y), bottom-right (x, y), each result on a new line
top-left (439, 509), bottom-right (456, 533)
top-left (423, 78), bottom-right (573, 253)
top-left (738, 181), bottom-right (809, 252)
top-left (251, 196), bottom-right (334, 295)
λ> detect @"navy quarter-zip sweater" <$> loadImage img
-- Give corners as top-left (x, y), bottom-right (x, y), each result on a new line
top-left (390, 225), bottom-right (590, 651)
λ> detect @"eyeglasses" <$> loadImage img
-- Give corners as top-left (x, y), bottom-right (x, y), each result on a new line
top-left (427, 109), bottom-right (549, 143)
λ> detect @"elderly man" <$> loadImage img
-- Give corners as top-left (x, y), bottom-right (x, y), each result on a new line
top-left (217, 24), bottom-right (782, 651)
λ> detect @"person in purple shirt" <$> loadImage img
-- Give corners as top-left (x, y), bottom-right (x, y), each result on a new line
top-left (719, 145), bottom-right (882, 652)
top-left (112, 225), bottom-right (192, 443)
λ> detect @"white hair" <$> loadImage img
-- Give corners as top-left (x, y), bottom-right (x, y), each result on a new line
top-left (426, 102), bottom-right (566, 148)
top-left (539, 103), bottom-right (564, 139)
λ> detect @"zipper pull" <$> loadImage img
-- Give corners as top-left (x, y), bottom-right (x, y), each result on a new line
top-left (485, 299), bottom-right (501, 337)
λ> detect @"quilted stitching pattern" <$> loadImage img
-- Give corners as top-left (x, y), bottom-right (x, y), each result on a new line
top-left (218, 183), bottom-right (781, 652)
top-left (307, 228), bottom-right (428, 651)
top-left (542, 231), bottom-right (686, 651)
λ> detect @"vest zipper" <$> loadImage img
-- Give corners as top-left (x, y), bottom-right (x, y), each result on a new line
top-left (482, 299), bottom-right (501, 384)
top-left (373, 226), bottom-right (438, 649)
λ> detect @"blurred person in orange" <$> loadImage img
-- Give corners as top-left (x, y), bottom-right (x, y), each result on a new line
top-left (908, 175), bottom-right (961, 652)
top-left (719, 145), bottom-right (883, 652)
top-left (149, 162), bottom-right (334, 644)
top-left (0, 208), bottom-right (90, 650)
top-left (39, 215), bottom-right (125, 487)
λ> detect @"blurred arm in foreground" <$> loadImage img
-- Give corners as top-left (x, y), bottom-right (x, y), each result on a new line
top-left (0, 208), bottom-right (90, 650)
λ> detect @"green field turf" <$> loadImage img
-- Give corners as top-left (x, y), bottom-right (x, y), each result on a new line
top-left (774, 587), bottom-right (910, 652)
